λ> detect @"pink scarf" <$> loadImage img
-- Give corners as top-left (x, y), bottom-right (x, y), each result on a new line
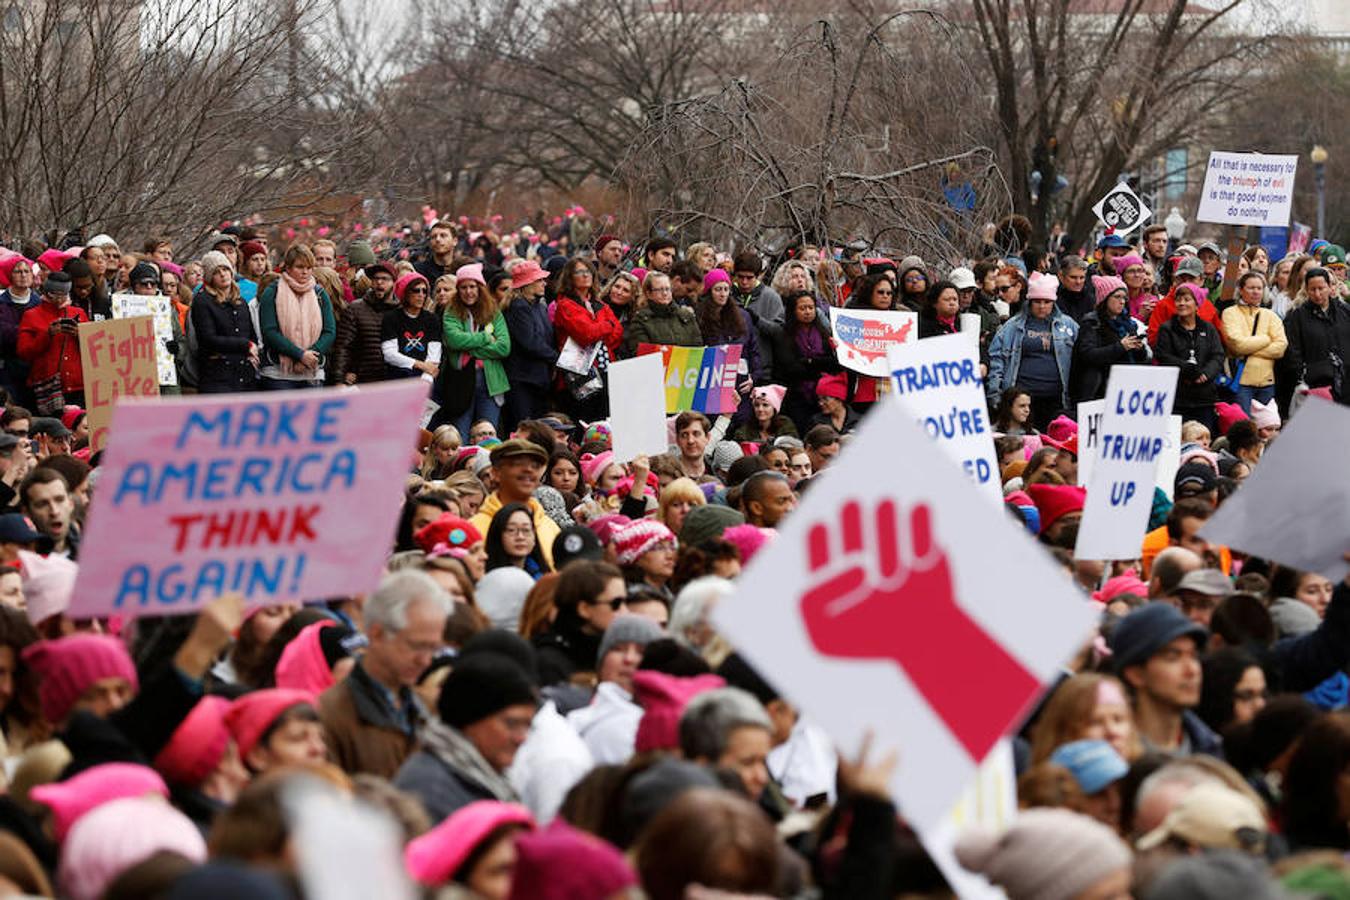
top-left (275, 270), bottom-right (322, 375)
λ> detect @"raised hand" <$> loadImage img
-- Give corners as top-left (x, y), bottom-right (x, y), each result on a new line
top-left (799, 499), bottom-right (1040, 760)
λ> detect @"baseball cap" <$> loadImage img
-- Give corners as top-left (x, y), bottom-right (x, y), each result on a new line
top-left (1174, 257), bottom-right (1205, 279)
top-left (0, 434), bottom-right (19, 453)
top-left (1107, 602), bottom-right (1208, 672)
top-left (1097, 233), bottom-right (1131, 249)
top-left (0, 514), bottom-right (41, 544)
top-left (1175, 569), bottom-right (1232, 597)
top-left (364, 261), bottom-right (397, 280)
top-left (488, 438), bottom-right (548, 467)
top-left (31, 417), bottom-right (72, 440)
top-left (1136, 782), bottom-right (1267, 852)
top-left (1196, 241), bottom-right (1223, 257)
top-left (1174, 461), bottom-right (1218, 496)
top-left (1323, 244), bottom-right (1347, 267)
top-left (949, 267), bottom-right (977, 290)
top-left (1049, 740), bottom-right (1128, 795)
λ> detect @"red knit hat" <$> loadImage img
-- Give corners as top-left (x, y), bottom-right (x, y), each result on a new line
top-left (593, 233), bottom-right (621, 254)
top-left (507, 821), bottom-right (637, 900)
top-left (239, 240), bottom-right (266, 260)
top-left (22, 635), bottom-right (138, 725)
top-left (612, 520), bottom-right (677, 566)
top-left (633, 671), bottom-right (725, 754)
top-left (153, 696), bottom-right (231, 788)
top-left (394, 271), bottom-right (430, 302)
top-left (816, 372), bottom-right (848, 401)
top-left (223, 689), bottom-right (315, 761)
top-left (29, 763), bottom-right (167, 843)
top-left (414, 513), bottom-right (483, 555)
top-left (405, 801), bottom-right (534, 886)
top-left (1216, 401), bottom-right (1248, 437)
top-left (1025, 484), bottom-right (1087, 534)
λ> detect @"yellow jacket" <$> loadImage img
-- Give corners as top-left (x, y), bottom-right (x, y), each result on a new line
top-left (471, 492), bottom-right (560, 568)
top-left (1221, 304), bottom-right (1287, 387)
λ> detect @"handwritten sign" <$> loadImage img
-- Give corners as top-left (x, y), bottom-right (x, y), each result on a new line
top-left (888, 333), bottom-right (1001, 505)
top-left (829, 307), bottom-right (917, 377)
top-left (635, 343), bottom-right (743, 414)
top-left (112, 294), bottom-right (178, 386)
top-left (1075, 366), bottom-right (1179, 560)
top-left (78, 317), bottom-right (161, 455)
top-left (1196, 151), bottom-right (1298, 227)
top-left (1078, 399), bottom-right (1182, 498)
top-left (69, 381), bottom-right (428, 618)
top-left (713, 396), bottom-right (1095, 890)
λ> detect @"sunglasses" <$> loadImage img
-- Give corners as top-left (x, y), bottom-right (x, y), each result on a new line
top-left (407, 286), bottom-right (429, 293)
top-left (585, 597), bottom-right (625, 611)
top-left (997, 285), bottom-right (1016, 293)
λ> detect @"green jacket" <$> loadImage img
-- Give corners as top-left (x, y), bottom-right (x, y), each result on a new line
top-left (257, 281), bottom-right (337, 362)
top-left (443, 309), bottom-right (511, 397)
top-left (622, 302), bottom-right (703, 356)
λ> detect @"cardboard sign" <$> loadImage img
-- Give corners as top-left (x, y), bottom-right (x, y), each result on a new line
top-left (888, 333), bottom-right (1002, 505)
top-left (111, 294), bottom-right (178, 386)
top-left (70, 381), bottom-right (428, 618)
top-left (1093, 181), bottom-right (1152, 235)
top-left (1078, 399), bottom-right (1182, 498)
top-left (78, 317), bottom-right (161, 455)
top-left (1202, 398), bottom-right (1350, 582)
top-left (712, 397), bottom-right (1096, 882)
top-left (635, 343), bottom-right (743, 414)
top-left (829, 307), bottom-right (918, 377)
top-left (1196, 151), bottom-right (1298, 227)
top-left (608, 353), bottom-right (669, 462)
top-left (1075, 366), bottom-right (1179, 560)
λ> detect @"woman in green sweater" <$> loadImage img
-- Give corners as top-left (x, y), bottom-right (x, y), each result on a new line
top-left (440, 263), bottom-right (511, 437)
top-left (256, 243), bottom-right (336, 389)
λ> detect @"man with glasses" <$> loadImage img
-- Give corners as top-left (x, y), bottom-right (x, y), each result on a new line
top-left (380, 274), bottom-right (441, 382)
top-left (319, 570), bottom-right (452, 778)
top-left (334, 261), bottom-right (399, 385)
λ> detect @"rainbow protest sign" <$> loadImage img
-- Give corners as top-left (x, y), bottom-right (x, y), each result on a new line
top-left (636, 344), bottom-right (743, 414)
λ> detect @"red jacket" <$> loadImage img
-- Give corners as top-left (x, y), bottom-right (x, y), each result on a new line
top-left (553, 294), bottom-right (623, 354)
top-left (17, 302), bottom-right (88, 391)
top-left (1146, 285), bottom-right (1223, 348)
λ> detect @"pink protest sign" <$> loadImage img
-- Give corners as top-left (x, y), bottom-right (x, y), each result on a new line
top-left (70, 381), bottom-right (428, 618)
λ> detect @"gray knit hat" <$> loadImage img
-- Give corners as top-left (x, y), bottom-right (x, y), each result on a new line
top-left (597, 613), bottom-right (663, 666)
top-left (710, 440), bottom-right (744, 476)
top-left (679, 505), bottom-right (744, 547)
top-left (345, 239), bottom-right (376, 268)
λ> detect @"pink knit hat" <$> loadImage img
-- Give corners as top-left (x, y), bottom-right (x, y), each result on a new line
top-left (275, 620), bottom-right (340, 695)
top-left (22, 635), bottom-right (138, 725)
top-left (37, 249), bottom-right (73, 274)
top-left (633, 671), bottom-right (725, 753)
top-left (223, 688), bottom-right (316, 761)
top-left (1046, 415), bottom-right (1078, 445)
top-left (1092, 570), bottom-right (1148, 603)
top-left (455, 263), bottom-right (487, 287)
top-left (17, 549), bottom-right (76, 626)
top-left (703, 268), bottom-right (731, 292)
top-left (30, 763), bottom-right (168, 843)
top-left (0, 254), bottom-right (33, 288)
top-left (721, 524), bottom-right (774, 565)
top-left (1216, 401), bottom-right (1249, 437)
top-left (751, 384), bottom-right (787, 413)
top-left (1114, 253), bottom-right (1146, 274)
top-left (1251, 398), bottom-right (1281, 431)
top-left (507, 820), bottom-right (637, 900)
top-left (58, 796), bottom-right (206, 900)
top-left (1025, 484), bottom-right (1086, 534)
top-left (394, 271), bottom-right (429, 302)
top-left (816, 372), bottom-right (848, 401)
top-left (580, 450), bottom-right (617, 487)
top-left (1026, 271), bottom-right (1058, 301)
top-left (1091, 275), bottom-right (1126, 307)
top-left (587, 514), bottom-right (632, 547)
top-left (612, 520), bottom-right (677, 566)
top-left (153, 696), bottom-right (232, 788)
top-left (405, 801), bottom-right (534, 886)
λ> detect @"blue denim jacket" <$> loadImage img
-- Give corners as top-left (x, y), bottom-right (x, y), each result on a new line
top-left (986, 311), bottom-right (1079, 409)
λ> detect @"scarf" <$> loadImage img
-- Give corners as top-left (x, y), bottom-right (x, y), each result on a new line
top-left (1104, 307), bottom-right (1146, 364)
top-left (275, 270), bottom-right (322, 375)
top-left (419, 718), bottom-right (519, 802)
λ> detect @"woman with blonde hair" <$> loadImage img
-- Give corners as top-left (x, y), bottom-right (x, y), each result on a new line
top-left (771, 259), bottom-right (816, 300)
top-left (685, 242), bottom-right (717, 277)
top-left (256, 243), bottom-right (337, 389)
top-left (600, 270), bottom-right (641, 332)
top-left (431, 274), bottom-right (457, 314)
top-left (421, 424), bottom-right (462, 479)
top-left (658, 477), bottom-right (706, 535)
top-left (1029, 672), bottom-right (1141, 764)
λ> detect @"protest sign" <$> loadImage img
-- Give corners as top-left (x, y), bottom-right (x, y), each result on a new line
top-left (1078, 399), bottom-right (1181, 497)
top-left (887, 333), bottom-right (1001, 505)
top-left (829, 307), bottom-right (917, 377)
top-left (1201, 398), bottom-right (1350, 582)
top-left (70, 380), bottom-right (428, 618)
top-left (608, 353), bottom-right (669, 462)
top-left (712, 396), bottom-right (1096, 884)
top-left (635, 343), bottom-right (743, 414)
top-left (958, 312), bottom-right (981, 352)
top-left (556, 337), bottom-right (599, 376)
top-left (1196, 151), bottom-right (1298, 227)
top-left (1288, 222), bottom-right (1312, 255)
top-left (78, 317), bottom-right (161, 455)
top-left (1075, 366), bottom-right (1179, 560)
top-left (1092, 181), bottom-right (1152, 235)
top-left (112, 293), bottom-right (178, 386)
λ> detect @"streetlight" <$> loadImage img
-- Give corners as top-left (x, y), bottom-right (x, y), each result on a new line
top-left (1311, 145), bottom-right (1329, 238)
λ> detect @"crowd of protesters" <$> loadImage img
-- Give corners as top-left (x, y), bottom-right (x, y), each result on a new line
top-left (0, 208), bottom-right (1343, 898)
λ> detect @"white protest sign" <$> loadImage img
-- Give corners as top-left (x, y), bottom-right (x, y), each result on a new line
top-left (932, 740), bottom-right (1016, 899)
top-left (112, 293), bottom-right (178, 386)
top-left (1078, 399), bottom-right (1181, 498)
top-left (1075, 366), bottom-right (1179, 560)
top-left (1093, 181), bottom-right (1152, 235)
top-left (608, 353), bottom-right (669, 462)
top-left (829, 307), bottom-right (918, 377)
top-left (712, 397), bottom-right (1096, 886)
top-left (959, 312), bottom-right (982, 353)
top-left (287, 778), bottom-right (416, 900)
top-left (1201, 398), bottom-right (1350, 582)
top-left (888, 333), bottom-right (1001, 505)
top-left (1196, 151), bottom-right (1298, 227)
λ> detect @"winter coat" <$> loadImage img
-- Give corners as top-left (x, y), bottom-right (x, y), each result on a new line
top-left (191, 292), bottom-right (258, 393)
top-left (986, 310), bottom-right (1079, 409)
top-left (918, 307), bottom-right (959, 339)
top-left (0, 291), bottom-right (38, 397)
top-left (394, 719), bottom-right (517, 824)
top-left (1282, 298), bottom-right (1350, 401)
top-left (502, 297), bottom-right (557, 388)
top-left (553, 294), bottom-right (623, 355)
top-left (506, 700), bottom-right (594, 823)
top-left (1221, 304), bottom-right (1287, 388)
top-left (732, 282), bottom-right (785, 326)
top-left (17, 302), bottom-right (87, 392)
top-left (1070, 309), bottom-right (1145, 402)
top-left (699, 303), bottom-right (763, 382)
top-left (622, 302), bottom-right (702, 356)
top-left (256, 281), bottom-right (337, 380)
top-left (532, 622), bottom-right (602, 688)
top-left (565, 682), bottom-right (642, 765)
top-left (1154, 317), bottom-right (1224, 408)
top-left (334, 292), bottom-right (400, 384)
top-left (317, 661), bottom-right (425, 779)
top-left (443, 309), bottom-right (511, 397)
top-left (1056, 282), bottom-right (1096, 323)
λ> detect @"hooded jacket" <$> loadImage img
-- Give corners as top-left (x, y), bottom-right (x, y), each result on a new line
top-left (334, 288), bottom-right (400, 384)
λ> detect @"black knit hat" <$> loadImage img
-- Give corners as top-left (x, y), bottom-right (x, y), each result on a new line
top-left (437, 652), bottom-right (538, 729)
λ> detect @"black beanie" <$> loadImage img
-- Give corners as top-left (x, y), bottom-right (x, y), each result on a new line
top-left (438, 652), bottom-right (538, 729)
top-left (458, 631), bottom-right (540, 685)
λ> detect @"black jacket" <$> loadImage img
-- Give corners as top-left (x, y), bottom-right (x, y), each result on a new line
top-left (918, 306), bottom-right (958, 339)
top-left (1154, 317), bottom-right (1224, 407)
top-left (1070, 310), bottom-right (1143, 402)
top-left (502, 296), bottom-right (556, 387)
top-left (533, 622), bottom-right (602, 687)
top-left (1282, 298), bottom-right (1350, 401)
top-left (1056, 282), bottom-right (1096, 324)
top-left (191, 295), bottom-right (257, 393)
top-left (334, 292), bottom-right (399, 384)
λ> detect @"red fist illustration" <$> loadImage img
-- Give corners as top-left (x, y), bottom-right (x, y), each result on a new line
top-left (800, 499), bottom-right (1040, 761)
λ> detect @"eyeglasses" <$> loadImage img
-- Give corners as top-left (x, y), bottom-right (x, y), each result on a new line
top-left (502, 525), bottom-right (534, 537)
top-left (903, 274), bottom-right (925, 283)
